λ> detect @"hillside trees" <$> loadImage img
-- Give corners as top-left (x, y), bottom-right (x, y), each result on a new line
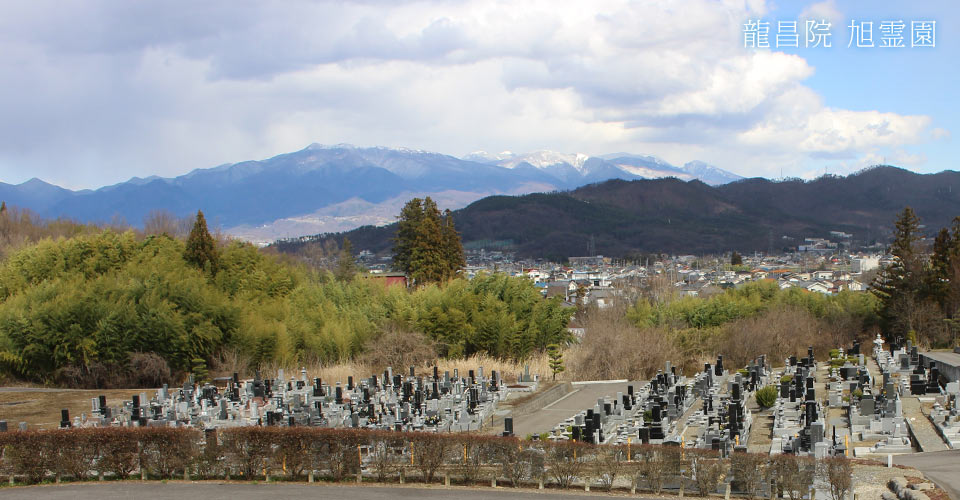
top-left (392, 197), bottom-right (464, 284)
top-left (615, 280), bottom-right (880, 373)
top-left (872, 207), bottom-right (958, 346)
top-left (183, 210), bottom-right (219, 274)
top-left (0, 228), bottom-right (570, 386)
top-left (334, 237), bottom-right (358, 282)
top-left (731, 251), bottom-right (742, 266)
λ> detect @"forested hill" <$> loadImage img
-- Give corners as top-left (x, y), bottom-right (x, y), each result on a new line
top-left (274, 166), bottom-right (960, 259)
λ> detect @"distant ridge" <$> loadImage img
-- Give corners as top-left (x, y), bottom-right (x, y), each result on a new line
top-left (273, 166), bottom-right (960, 259)
top-left (0, 144), bottom-right (742, 242)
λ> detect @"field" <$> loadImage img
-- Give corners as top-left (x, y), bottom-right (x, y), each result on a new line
top-left (0, 388), bottom-right (156, 429)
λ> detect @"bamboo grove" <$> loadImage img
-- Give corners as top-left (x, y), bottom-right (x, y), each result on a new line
top-left (0, 229), bottom-right (572, 387)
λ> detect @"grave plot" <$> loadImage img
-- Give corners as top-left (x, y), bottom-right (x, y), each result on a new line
top-left (831, 337), bottom-right (912, 456)
top-left (868, 333), bottom-right (958, 452)
top-left (874, 335), bottom-right (930, 397)
top-left (540, 355), bottom-right (769, 456)
top-left (683, 355), bottom-right (769, 454)
top-left (928, 377), bottom-right (960, 448)
top-left (37, 365), bottom-right (519, 434)
top-left (770, 347), bottom-right (838, 458)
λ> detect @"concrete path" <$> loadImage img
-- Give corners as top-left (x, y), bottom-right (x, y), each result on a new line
top-left (902, 397), bottom-right (949, 452)
top-left (895, 450), bottom-right (960, 500)
top-left (510, 380), bottom-right (642, 438)
top-left (0, 481), bottom-right (664, 500)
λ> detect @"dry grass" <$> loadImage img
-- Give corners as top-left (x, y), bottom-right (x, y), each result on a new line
top-left (257, 352), bottom-right (555, 385)
top-left (0, 388), bottom-right (150, 429)
top-left (567, 308), bottom-right (682, 380)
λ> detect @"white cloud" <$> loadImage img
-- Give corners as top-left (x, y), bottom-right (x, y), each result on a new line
top-left (0, 0), bottom-right (941, 187)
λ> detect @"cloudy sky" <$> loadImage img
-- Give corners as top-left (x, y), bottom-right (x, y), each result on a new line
top-left (0, 0), bottom-right (955, 189)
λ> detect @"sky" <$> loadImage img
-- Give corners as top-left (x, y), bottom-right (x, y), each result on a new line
top-left (0, 0), bottom-right (955, 189)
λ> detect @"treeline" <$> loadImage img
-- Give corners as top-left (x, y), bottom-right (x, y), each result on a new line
top-left (0, 230), bottom-right (571, 387)
top-left (0, 427), bottom-right (854, 500)
top-left (568, 281), bottom-right (880, 380)
top-left (627, 280), bottom-right (879, 331)
top-left (0, 203), bottom-right (107, 261)
top-left (872, 207), bottom-right (960, 347)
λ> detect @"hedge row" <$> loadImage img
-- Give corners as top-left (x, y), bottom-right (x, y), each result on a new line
top-left (0, 427), bottom-right (851, 498)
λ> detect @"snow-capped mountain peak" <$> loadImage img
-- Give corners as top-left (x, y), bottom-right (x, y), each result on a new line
top-left (497, 150), bottom-right (591, 171)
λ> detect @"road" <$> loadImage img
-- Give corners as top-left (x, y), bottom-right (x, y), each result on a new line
top-left (509, 380), bottom-right (642, 438)
top-left (895, 450), bottom-right (960, 500)
top-left (0, 482), bottom-right (663, 500)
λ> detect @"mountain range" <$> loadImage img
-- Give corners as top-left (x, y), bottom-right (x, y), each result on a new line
top-left (0, 144), bottom-right (741, 244)
top-left (274, 166), bottom-right (960, 259)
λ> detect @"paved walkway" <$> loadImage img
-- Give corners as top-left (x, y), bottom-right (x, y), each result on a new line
top-left (510, 380), bottom-right (642, 438)
top-left (902, 397), bottom-right (949, 452)
top-left (0, 481), bottom-right (665, 500)
top-left (895, 450), bottom-right (960, 500)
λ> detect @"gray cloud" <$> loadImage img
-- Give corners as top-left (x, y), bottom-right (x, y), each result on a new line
top-left (0, 0), bottom-right (938, 188)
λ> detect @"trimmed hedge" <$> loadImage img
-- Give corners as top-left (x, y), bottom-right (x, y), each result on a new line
top-left (0, 427), bottom-right (846, 496)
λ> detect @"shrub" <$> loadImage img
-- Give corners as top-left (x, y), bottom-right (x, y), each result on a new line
top-left (818, 456), bottom-right (852, 500)
top-left (92, 427), bottom-right (140, 479)
top-left (591, 445), bottom-right (629, 491)
top-left (55, 428), bottom-right (99, 481)
top-left (635, 445), bottom-right (667, 494)
top-left (1, 430), bottom-right (56, 483)
top-left (545, 441), bottom-right (587, 489)
top-left (688, 449), bottom-right (726, 497)
top-left (731, 452), bottom-right (768, 498)
top-left (271, 427), bottom-right (311, 479)
top-left (755, 385), bottom-right (778, 409)
top-left (358, 325), bottom-right (438, 372)
top-left (126, 352), bottom-right (173, 388)
top-left (489, 438), bottom-right (540, 487)
top-left (568, 309), bottom-right (680, 380)
top-left (771, 454), bottom-right (815, 500)
top-left (222, 427), bottom-right (272, 478)
top-left (140, 427), bottom-right (199, 479)
top-left (312, 429), bottom-right (362, 481)
top-left (367, 431), bottom-right (405, 482)
top-left (195, 429), bottom-right (226, 479)
top-left (660, 445), bottom-right (686, 485)
top-left (410, 432), bottom-right (451, 483)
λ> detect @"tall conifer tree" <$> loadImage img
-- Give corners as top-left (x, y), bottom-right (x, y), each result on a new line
top-left (392, 197), bottom-right (465, 285)
top-left (872, 207), bottom-right (925, 340)
top-left (183, 210), bottom-right (219, 274)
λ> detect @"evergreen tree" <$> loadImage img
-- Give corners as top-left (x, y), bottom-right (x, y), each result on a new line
top-left (947, 217), bottom-right (960, 319)
top-left (872, 207), bottom-right (926, 340)
top-left (392, 198), bottom-right (424, 274)
top-left (547, 343), bottom-right (565, 381)
top-left (730, 251), bottom-right (743, 266)
top-left (392, 197), bottom-right (465, 285)
top-left (183, 210), bottom-right (219, 274)
top-left (0, 201), bottom-right (6, 214)
top-left (334, 238), bottom-right (358, 282)
top-left (409, 197), bottom-right (446, 284)
top-left (928, 227), bottom-right (952, 306)
top-left (441, 209), bottom-right (465, 280)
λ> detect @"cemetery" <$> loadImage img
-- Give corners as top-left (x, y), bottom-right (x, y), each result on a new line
top-left (6, 365), bottom-right (517, 434)
top-left (542, 356), bottom-right (765, 459)
top-left (1, 341), bottom-right (958, 500)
